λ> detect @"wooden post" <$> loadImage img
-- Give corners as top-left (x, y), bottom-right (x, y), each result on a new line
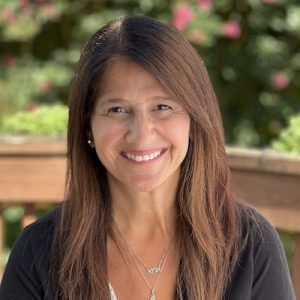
top-left (292, 233), bottom-right (300, 299)
top-left (22, 204), bottom-right (36, 228)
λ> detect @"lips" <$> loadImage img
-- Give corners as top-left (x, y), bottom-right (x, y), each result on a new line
top-left (121, 148), bottom-right (167, 162)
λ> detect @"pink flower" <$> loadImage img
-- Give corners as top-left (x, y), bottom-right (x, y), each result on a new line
top-left (1, 9), bottom-right (16, 23)
top-left (271, 72), bottom-right (290, 90)
top-left (172, 5), bottom-right (194, 32)
top-left (198, 0), bottom-right (213, 11)
top-left (222, 20), bottom-right (241, 39)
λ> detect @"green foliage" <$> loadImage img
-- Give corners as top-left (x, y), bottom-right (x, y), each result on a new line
top-left (171, 0), bottom-right (300, 146)
top-left (272, 115), bottom-right (300, 154)
top-left (278, 230), bottom-right (297, 267)
top-left (2, 205), bottom-right (24, 222)
top-left (0, 0), bottom-right (299, 147)
top-left (0, 0), bottom-right (66, 41)
top-left (0, 104), bottom-right (68, 136)
top-left (0, 56), bottom-right (74, 113)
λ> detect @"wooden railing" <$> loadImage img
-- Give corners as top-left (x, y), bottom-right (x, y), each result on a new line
top-left (0, 137), bottom-right (300, 298)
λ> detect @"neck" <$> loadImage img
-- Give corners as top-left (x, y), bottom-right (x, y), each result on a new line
top-left (109, 175), bottom-right (178, 239)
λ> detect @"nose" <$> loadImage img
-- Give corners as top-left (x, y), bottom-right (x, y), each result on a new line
top-left (125, 111), bottom-right (153, 144)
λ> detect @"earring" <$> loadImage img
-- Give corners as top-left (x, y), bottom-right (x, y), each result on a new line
top-left (87, 139), bottom-right (92, 145)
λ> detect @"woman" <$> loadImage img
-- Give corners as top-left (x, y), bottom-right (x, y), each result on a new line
top-left (0, 16), bottom-right (295, 300)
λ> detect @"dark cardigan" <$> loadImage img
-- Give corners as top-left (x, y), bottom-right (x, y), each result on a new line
top-left (0, 206), bottom-right (296, 300)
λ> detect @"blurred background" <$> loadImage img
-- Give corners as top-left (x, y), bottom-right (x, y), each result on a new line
top-left (0, 0), bottom-right (299, 149)
top-left (0, 0), bottom-right (299, 290)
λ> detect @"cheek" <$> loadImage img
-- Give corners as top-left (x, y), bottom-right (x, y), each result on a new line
top-left (161, 115), bottom-right (191, 145)
top-left (91, 119), bottom-right (125, 152)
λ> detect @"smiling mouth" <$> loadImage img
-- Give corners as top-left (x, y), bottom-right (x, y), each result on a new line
top-left (121, 149), bottom-right (166, 162)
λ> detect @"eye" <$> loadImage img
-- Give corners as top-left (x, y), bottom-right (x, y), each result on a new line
top-left (156, 104), bottom-right (172, 111)
top-left (106, 106), bottom-right (128, 114)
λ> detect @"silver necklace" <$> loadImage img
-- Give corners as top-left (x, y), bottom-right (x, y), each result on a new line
top-left (113, 221), bottom-right (173, 300)
top-left (114, 221), bottom-right (173, 275)
top-left (122, 233), bottom-right (171, 275)
top-left (132, 244), bottom-right (169, 300)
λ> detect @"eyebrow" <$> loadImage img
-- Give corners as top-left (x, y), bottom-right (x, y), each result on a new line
top-left (98, 98), bottom-right (126, 105)
top-left (97, 95), bottom-right (176, 105)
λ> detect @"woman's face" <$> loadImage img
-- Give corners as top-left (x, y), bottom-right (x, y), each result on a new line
top-left (90, 57), bottom-right (191, 192)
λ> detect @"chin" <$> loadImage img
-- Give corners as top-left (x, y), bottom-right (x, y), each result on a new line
top-left (128, 178), bottom-right (164, 193)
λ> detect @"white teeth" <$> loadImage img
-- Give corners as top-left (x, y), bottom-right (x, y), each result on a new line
top-left (123, 150), bottom-right (163, 162)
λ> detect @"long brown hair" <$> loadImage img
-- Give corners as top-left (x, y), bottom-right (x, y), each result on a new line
top-left (51, 16), bottom-right (242, 299)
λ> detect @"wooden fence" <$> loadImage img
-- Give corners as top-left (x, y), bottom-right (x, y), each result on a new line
top-left (0, 137), bottom-right (300, 298)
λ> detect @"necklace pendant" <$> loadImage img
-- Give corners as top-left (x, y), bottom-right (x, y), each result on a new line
top-left (147, 265), bottom-right (161, 274)
top-left (150, 290), bottom-right (156, 300)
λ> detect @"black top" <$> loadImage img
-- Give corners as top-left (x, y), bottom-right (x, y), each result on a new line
top-left (0, 206), bottom-right (296, 300)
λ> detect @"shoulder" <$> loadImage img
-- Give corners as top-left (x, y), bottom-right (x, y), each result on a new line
top-left (240, 205), bottom-right (280, 243)
top-left (0, 207), bottom-right (60, 299)
top-left (24, 206), bottom-right (59, 235)
top-left (7, 206), bottom-right (60, 268)
top-left (19, 207), bottom-right (59, 252)
top-left (225, 204), bottom-right (295, 299)
top-left (239, 205), bottom-right (285, 259)
top-left (238, 204), bottom-right (289, 273)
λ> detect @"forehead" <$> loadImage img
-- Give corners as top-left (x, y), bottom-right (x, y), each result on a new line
top-left (93, 57), bottom-right (189, 113)
top-left (97, 57), bottom-right (165, 97)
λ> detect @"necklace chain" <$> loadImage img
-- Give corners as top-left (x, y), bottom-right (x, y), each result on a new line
top-left (113, 220), bottom-right (173, 300)
top-left (122, 231), bottom-right (171, 275)
top-left (133, 243), bottom-right (169, 300)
